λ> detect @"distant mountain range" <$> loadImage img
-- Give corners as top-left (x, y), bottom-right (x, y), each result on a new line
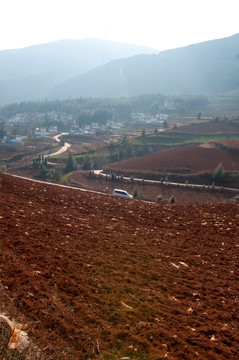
top-left (1, 34), bottom-right (239, 106)
top-left (0, 38), bottom-right (158, 105)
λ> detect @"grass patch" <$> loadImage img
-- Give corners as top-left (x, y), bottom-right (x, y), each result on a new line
top-left (61, 172), bottom-right (73, 184)
top-left (130, 133), bottom-right (239, 146)
top-left (49, 153), bottom-right (69, 160)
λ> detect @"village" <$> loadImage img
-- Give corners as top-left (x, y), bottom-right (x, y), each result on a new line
top-left (0, 109), bottom-right (168, 146)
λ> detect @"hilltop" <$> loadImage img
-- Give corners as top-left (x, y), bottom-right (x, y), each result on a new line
top-left (0, 172), bottom-right (238, 359)
top-left (1, 34), bottom-right (239, 105)
top-left (0, 38), bottom-right (157, 106)
top-left (48, 33), bottom-right (239, 99)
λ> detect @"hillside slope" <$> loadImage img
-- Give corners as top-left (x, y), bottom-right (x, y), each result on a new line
top-left (0, 38), bottom-right (157, 105)
top-left (48, 33), bottom-right (239, 99)
top-left (105, 143), bottom-right (239, 175)
top-left (0, 172), bottom-right (238, 359)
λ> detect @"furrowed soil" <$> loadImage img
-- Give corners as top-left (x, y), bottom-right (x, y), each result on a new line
top-left (105, 144), bottom-right (239, 175)
top-left (0, 172), bottom-right (239, 359)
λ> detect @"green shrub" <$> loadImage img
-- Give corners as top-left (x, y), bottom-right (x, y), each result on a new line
top-left (133, 188), bottom-right (139, 198)
top-left (169, 196), bottom-right (176, 204)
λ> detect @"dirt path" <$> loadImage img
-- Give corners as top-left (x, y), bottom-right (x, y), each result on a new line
top-left (49, 133), bottom-right (71, 156)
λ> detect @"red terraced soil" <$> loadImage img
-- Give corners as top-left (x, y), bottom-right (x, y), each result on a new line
top-left (173, 121), bottom-right (239, 134)
top-left (105, 144), bottom-right (239, 175)
top-left (219, 138), bottom-right (239, 149)
top-left (0, 172), bottom-right (239, 359)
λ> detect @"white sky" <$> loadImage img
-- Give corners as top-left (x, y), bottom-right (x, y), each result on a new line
top-left (1, 0), bottom-right (239, 52)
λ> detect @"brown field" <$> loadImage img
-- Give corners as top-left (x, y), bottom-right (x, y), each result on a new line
top-left (69, 171), bottom-right (239, 204)
top-left (0, 172), bottom-right (239, 359)
top-left (219, 138), bottom-right (239, 149)
top-left (105, 144), bottom-right (239, 175)
top-left (172, 121), bottom-right (239, 134)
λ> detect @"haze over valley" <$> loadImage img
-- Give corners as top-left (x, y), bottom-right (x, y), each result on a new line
top-left (0, 33), bottom-right (239, 105)
top-left (1, 2), bottom-right (239, 357)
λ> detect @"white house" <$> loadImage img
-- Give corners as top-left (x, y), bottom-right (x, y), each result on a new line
top-left (48, 126), bottom-right (58, 135)
top-left (35, 128), bottom-right (46, 138)
top-left (158, 114), bottom-right (169, 120)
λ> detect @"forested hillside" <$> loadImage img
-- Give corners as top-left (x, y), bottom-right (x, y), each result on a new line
top-left (48, 33), bottom-right (239, 99)
top-left (0, 38), bottom-right (157, 105)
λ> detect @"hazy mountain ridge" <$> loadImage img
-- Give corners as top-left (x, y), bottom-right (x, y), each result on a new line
top-left (1, 34), bottom-right (239, 105)
top-left (47, 34), bottom-right (239, 100)
top-left (0, 38), bottom-right (158, 105)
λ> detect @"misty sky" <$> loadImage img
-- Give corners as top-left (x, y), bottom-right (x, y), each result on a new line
top-left (1, 0), bottom-right (239, 52)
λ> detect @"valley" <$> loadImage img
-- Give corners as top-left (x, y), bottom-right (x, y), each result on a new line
top-left (1, 33), bottom-right (239, 359)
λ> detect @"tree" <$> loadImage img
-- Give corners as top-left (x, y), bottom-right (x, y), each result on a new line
top-left (109, 141), bottom-right (117, 156)
top-left (65, 153), bottom-right (77, 173)
top-left (149, 101), bottom-right (159, 115)
top-left (82, 155), bottom-right (92, 170)
top-left (141, 128), bottom-right (146, 138)
top-left (38, 163), bottom-right (47, 179)
top-left (91, 108), bottom-right (112, 125)
top-left (163, 120), bottom-right (168, 129)
top-left (47, 169), bottom-right (62, 183)
top-left (154, 128), bottom-right (159, 136)
top-left (118, 133), bottom-right (132, 159)
top-left (0, 121), bottom-right (5, 139)
top-left (120, 133), bottom-right (129, 148)
top-left (212, 162), bottom-right (225, 183)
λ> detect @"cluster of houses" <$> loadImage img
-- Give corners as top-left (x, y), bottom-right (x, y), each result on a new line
top-left (1, 104), bottom-right (174, 145)
top-left (131, 113), bottom-right (169, 124)
top-left (7, 111), bottom-right (72, 126)
top-left (1, 111), bottom-right (72, 144)
top-left (1, 126), bottom-right (58, 144)
top-left (69, 120), bottom-right (124, 135)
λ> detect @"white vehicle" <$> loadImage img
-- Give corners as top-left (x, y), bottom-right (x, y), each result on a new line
top-left (113, 189), bottom-right (133, 200)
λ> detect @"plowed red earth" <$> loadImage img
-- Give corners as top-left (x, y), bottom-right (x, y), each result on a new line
top-left (0, 172), bottom-right (239, 359)
top-left (173, 121), bottom-right (239, 134)
top-left (106, 144), bottom-right (239, 174)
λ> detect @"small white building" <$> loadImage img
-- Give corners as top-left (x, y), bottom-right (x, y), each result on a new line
top-left (48, 126), bottom-right (58, 135)
top-left (111, 122), bottom-right (124, 129)
top-left (164, 100), bottom-right (175, 110)
top-left (35, 128), bottom-right (46, 138)
top-left (158, 114), bottom-right (169, 120)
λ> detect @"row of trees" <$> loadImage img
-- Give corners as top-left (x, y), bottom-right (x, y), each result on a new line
top-left (0, 94), bottom-right (208, 121)
top-left (76, 108), bottom-right (112, 127)
top-left (34, 153), bottom-right (77, 181)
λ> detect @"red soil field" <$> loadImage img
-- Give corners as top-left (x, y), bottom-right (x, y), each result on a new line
top-left (219, 138), bottom-right (239, 149)
top-left (0, 172), bottom-right (239, 359)
top-left (105, 144), bottom-right (239, 175)
top-left (69, 171), bottom-right (239, 204)
top-left (173, 121), bottom-right (239, 134)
